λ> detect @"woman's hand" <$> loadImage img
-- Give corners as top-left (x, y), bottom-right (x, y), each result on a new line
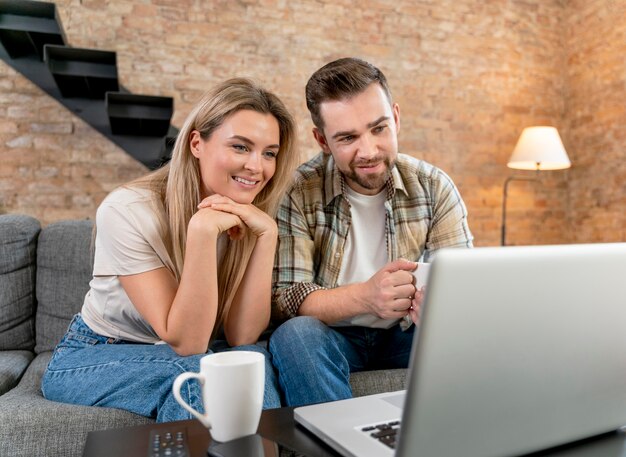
top-left (198, 194), bottom-right (277, 239)
top-left (190, 200), bottom-right (246, 240)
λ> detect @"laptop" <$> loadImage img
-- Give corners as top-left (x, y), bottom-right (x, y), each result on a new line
top-left (294, 243), bottom-right (626, 457)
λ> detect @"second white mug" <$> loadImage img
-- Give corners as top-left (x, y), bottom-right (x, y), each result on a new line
top-left (413, 262), bottom-right (431, 290)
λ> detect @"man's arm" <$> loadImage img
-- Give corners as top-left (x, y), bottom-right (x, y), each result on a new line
top-left (298, 259), bottom-right (418, 324)
top-left (272, 187), bottom-right (418, 323)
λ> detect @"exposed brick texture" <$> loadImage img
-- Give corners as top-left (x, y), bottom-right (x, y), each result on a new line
top-left (565, 0), bottom-right (626, 243)
top-left (0, 0), bottom-right (624, 247)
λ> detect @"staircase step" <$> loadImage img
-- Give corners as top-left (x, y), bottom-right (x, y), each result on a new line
top-left (0, 0), bottom-right (65, 59)
top-left (44, 45), bottom-right (119, 99)
top-left (106, 92), bottom-right (174, 137)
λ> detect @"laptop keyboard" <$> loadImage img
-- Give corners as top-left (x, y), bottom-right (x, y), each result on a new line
top-left (359, 419), bottom-right (401, 449)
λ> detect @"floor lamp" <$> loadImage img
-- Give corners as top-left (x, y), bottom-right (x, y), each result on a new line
top-left (501, 126), bottom-right (571, 246)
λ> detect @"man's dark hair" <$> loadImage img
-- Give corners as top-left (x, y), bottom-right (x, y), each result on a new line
top-left (305, 57), bottom-right (393, 131)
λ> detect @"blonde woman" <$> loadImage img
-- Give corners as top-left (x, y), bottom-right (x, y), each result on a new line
top-left (42, 78), bottom-right (299, 421)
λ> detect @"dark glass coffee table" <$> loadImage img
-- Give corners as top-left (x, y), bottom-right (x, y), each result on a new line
top-left (82, 406), bottom-right (626, 457)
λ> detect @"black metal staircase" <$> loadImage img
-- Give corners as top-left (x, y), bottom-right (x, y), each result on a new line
top-left (0, 0), bottom-right (176, 169)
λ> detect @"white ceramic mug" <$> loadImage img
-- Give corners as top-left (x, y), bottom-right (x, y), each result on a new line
top-left (172, 351), bottom-right (265, 442)
top-left (412, 261), bottom-right (431, 290)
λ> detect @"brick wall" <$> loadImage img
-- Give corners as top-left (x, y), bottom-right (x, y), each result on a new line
top-left (0, 64), bottom-right (147, 222)
top-left (565, 0), bottom-right (626, 243)
top-left (0, 0), bottom-right (623, 247)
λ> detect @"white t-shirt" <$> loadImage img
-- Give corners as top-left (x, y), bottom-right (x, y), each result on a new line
top-left (333, 186), bottom-right (398, 329)
top-left (81, 187), bottom-right (226, 342)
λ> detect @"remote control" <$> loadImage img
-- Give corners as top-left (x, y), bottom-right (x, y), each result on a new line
top-left (148, 426), bottom-right (189, 457)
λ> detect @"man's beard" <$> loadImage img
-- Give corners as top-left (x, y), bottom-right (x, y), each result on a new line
top-left (343, 156), bottom-right (395, 191)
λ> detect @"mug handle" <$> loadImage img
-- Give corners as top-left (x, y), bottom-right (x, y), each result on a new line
top-left (172, 372), bottom-right (212, 428)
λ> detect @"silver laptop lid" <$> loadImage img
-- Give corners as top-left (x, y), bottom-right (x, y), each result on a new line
top-left (398, 243), bottom-right (626, 457)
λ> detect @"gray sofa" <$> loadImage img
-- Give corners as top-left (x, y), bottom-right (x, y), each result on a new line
top-left (0, 214), bottom-right (407, 457)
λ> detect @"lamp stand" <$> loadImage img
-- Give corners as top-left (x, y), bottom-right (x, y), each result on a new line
top-left (501, 176), bottom-right (539, 246)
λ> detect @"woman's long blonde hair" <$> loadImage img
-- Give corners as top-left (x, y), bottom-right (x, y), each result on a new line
top-left (130, 78), bottom-right (299, 338)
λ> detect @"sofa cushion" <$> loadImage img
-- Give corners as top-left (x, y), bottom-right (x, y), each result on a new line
top-left (0, 352), bottom-right (152, 457)
top-left (350, 368), bottom-right (407, 398)
top-left (35, 220), bottom-right (94, 354)
top-left (0, 214), bottom-right (40, 351)
top-left (0, 350), bottom-right (34, 396)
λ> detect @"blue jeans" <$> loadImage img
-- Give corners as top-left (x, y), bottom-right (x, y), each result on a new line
top-left (268, 316), bottom-right (415, 407)
top-left (41, 314), bottom-right (281, 422)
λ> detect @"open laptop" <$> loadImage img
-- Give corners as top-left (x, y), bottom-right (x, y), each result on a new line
top-left (294, 243), bottom-right (626, 457)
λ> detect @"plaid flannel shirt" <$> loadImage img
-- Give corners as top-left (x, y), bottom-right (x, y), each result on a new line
top-left (272, 152), bottom-right (473, 321)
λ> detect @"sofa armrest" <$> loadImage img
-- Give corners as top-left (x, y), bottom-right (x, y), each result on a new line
top-left (0, 215), bottom-right (40, 352)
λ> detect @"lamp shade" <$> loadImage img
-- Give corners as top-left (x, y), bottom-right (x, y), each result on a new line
top-left (507, 126), bottom-right (571, 170)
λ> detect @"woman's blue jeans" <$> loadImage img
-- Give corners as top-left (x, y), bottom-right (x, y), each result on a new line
top-left (269, 316), bottom-right (415, 407)
top-left (41, 314), bottom-right (281, 422)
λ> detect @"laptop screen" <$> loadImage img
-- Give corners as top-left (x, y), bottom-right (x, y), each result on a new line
top-left (398, 243), bottom-right (626, 457)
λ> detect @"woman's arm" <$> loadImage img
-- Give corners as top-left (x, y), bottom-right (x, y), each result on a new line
top-left (120, 208), bottom-right (244, 356)
top-left (199, 195), bottom-right (278, 346)
top-left (223, 226), bottom-right (277, 346)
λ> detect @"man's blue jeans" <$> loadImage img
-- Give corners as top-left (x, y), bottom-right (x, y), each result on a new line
top-left (268, 316), bottom-right (415, 407)
top-left (41, 314), bottom-right (281, 422)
